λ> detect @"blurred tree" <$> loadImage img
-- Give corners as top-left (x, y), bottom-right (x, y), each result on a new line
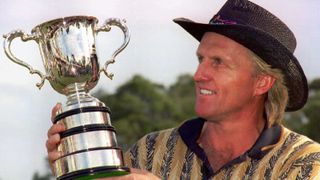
top-left (285, 78), bottom-right (320, 143)
top-left (32, 158), bottom-right (53, 180)
top-left (168, 74), bottom-right (196, 121)
top-left (32, 172), bottom-right (52, 180)
top-left (97, 74), bottom-right (196, 150)
top-left (301, 90), bottom-right (320, 142)
top-left (309, 78), bottom-right (320, 91)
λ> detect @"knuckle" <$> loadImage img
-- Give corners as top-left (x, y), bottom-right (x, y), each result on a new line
top-left (51, 103), bottom-right (62, 118)
top-left (47, 125), bottom-right (56, 137)
top-left (48, 152), bottom-right (56, 162)
top-left (47, 124), bottom-right (64, 138)
top-left (46, 135), bottom-right (60, 150)
top-left (48, 151), bottom-right (62, 162)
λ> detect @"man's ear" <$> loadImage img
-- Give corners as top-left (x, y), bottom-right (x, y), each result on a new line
top-left (254, 74), bottom-right (275, 96)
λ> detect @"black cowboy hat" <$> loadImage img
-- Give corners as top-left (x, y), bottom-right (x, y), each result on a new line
top-left (173, 0), bottom-right (308, 111)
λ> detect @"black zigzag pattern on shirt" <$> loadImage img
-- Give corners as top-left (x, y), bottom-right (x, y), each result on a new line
top-left (130, 142), bottom-right (140, 169)
top-left (180, 148), bottom-right (194, 180)
top-left (160, 128), bottom-right (179, 179)
top-left (146, 132), bottom-right (160, 171)
top-left (264, 133), bottom-right (300, 179)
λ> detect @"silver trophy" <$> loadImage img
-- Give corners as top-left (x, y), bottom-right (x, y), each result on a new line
top-left (3, 16), bottom-right (130, 179)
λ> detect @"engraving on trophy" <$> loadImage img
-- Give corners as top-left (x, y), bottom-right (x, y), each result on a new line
top-left (3, 16), bottom-right (130, 180)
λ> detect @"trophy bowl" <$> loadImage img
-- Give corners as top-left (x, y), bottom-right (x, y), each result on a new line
top-left (3, 15), bottom-right (130, 180)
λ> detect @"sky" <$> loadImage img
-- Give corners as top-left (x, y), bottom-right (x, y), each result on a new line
top-left (0, 0), bottom-right (319, 179)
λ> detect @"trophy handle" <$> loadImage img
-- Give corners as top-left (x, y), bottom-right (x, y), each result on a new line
top-left (96, 18), bottom-right (130, 80)
top-left (3, 30), bottom-right (49, 89)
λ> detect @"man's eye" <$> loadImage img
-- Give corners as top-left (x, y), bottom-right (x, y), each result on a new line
top-left (197, 56), bottom-right (203, 63)
top-left (212, 57), bottom-right (222, 65)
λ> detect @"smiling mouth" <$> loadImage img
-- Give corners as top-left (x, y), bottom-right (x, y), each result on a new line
top-left (200, 88), bottom-right (217, 95)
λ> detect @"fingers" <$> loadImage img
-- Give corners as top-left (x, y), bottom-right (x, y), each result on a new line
top-left (46, 124), bottom-right (65, 161)
top-left (46, 123), bottom-right (65, 176)
top-left (130, 168), bottom-right (149, 174)
top-left (96, 168), bottom-right (160, 180)
top-left (46, 103), bottom-right (64, 176)
top-left (48, 150), bottom-right (63, 164)
top-left (46, 123), bottom-right (65, 153)
top-left (47, 123), bottom-right (65, 138)
top-left (46, 123), bottom-right (64, 176)
top-left (51, 103), bottom-right (62, 122)
top-left (47, 150), bottom-right (62, 176)
top-left (46, 133), bottom-right (61, 152)
top-left (47, 102), bottom-right (64, 156)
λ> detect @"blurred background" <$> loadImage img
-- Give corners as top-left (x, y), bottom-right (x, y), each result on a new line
top-left (0, 0), bottom-right (319, 179)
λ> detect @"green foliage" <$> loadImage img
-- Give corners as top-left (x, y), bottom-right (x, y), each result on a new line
top-left (285, 78), bottom-right (320, 142)
top-left (309, 78), bottom-right (320, 91)
top-left (97, 74), bottom-right (195, 150)
top-left (32, 158), bottom-right (53, 180)
top-left (168, 74), bottom-right (196, 120)
top-left (301, 91), bottom-right (320, 142)
top-left (32, 172), bottom-right (52, 180)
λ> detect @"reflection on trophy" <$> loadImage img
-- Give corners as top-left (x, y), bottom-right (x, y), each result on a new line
top-left (3, 16), bottom-right (130, 179)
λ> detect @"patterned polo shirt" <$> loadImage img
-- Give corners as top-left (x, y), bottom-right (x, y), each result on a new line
top-left (124, 117), bottom-right (320, 179)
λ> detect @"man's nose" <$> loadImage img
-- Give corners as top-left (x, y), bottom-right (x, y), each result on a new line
top-left (194, 61), bottom-right (211, 82)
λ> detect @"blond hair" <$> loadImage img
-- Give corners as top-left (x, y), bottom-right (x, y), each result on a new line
top-left (249, 51), bottom-right (289, 126)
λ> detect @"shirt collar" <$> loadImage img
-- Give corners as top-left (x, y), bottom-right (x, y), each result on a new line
top-left (178, 117), bottom-right (282, 162)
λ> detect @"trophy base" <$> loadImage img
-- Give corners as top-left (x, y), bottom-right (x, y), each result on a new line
top-left (57, 166), bottom-right (130, 180)
top-left (54, 104), bottom-right (129, 179)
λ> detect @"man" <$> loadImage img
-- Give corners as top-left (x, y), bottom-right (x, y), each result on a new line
top-left (47, 0), bottom-right (320, 179)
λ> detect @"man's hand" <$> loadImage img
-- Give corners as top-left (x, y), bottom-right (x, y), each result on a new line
top-left (97, 168), bottom-right (160, 180)
top-left (46, 104), bottom-right (160, 180)
top-left (46, 103), bottom-right (65, 175)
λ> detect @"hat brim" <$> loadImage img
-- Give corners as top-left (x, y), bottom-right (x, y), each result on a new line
top-left (174, 18), bottom-right (308, 111)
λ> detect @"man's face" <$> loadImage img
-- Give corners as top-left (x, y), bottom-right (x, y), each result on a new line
top-left (194, 32), bottom-right (260, 122)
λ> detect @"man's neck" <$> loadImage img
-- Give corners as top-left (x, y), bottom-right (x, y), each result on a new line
top-left (198, 113), bottom-right (266, 172)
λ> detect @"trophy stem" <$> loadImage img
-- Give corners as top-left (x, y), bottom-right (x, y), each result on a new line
top-left (65, 83), bottom-right (98, 107)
